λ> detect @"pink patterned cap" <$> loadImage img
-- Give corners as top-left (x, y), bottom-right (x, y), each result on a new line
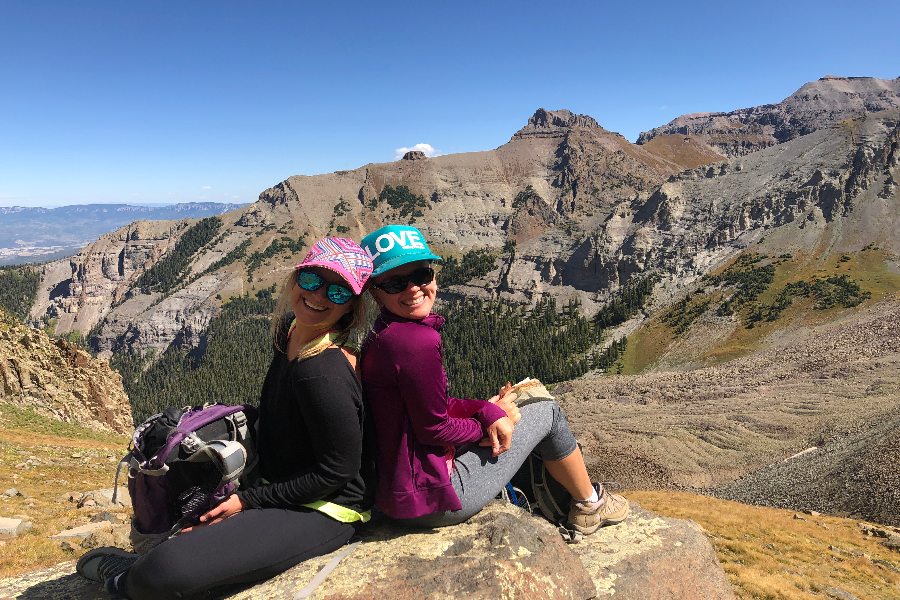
top-left (294, 237), bottom-right (373, 295)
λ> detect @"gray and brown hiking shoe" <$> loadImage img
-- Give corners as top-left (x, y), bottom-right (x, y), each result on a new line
top-left (567, 483), bottom-right (630, 535)
top-left (76, 546), bottom-right (137, 594)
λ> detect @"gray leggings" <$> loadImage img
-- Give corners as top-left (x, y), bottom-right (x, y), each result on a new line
top-left (402, 400), bottom-right (578, 527)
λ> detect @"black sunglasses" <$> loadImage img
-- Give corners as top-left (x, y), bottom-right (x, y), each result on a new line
top-left (372, 267), bottom-right (435, 294)
top-left (296, 270), bottom-right (354, 305)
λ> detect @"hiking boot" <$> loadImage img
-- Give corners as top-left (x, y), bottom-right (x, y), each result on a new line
top-left (76, 546), bottom-right (137, 592)
top-left (567, 483), bottom-right (629, 535)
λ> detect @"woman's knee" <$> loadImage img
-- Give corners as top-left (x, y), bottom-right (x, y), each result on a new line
top-left (126, 544), bottom-right (206, 600)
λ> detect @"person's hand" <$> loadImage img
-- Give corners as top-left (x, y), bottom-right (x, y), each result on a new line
top-left (479, 416), bottom-right (514, 457)
top-left (181, 494), bottom-right (246, 532)
top-left (489, 392), bottom-right (520, 424)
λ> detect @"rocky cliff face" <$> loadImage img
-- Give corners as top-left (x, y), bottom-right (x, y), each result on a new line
top-left (31, 106), bottom-right (721, 356)
top-left (588, 110), bottom-right (900, 294)
top-left (637, 76), bottom-right (900, 156)
top-left (0, 309), bottom-right (132, 434)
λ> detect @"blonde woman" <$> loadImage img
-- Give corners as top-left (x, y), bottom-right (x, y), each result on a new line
top-left (78, 237), bottom-right (375, 600)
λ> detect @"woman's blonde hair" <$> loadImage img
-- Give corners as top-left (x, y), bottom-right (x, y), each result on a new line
top-left (270, 269), bottom-right (368, 352)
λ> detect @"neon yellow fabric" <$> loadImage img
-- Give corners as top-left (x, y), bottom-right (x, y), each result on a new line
top-left (287, 319), bottom-right (338, 362)
top-left (302, 500), bottom-right (371, 523)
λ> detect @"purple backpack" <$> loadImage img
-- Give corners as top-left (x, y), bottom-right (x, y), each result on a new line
top-left (112, 404), bottom-right (257, 552)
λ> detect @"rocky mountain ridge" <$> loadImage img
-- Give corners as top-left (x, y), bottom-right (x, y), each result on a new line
top-left (637, 76), bottom-right (900, 156)
top-left (0, 202), bottom-right (247, 267)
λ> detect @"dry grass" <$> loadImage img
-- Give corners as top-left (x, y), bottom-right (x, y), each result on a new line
top-left (3, 401), bottom-right (900, 600)
top-left (639, 134), bottom-right (725, 169)
top-left (0, 402), bottom-right (128, 578)
top-left (629, 490), bottom-right (900, 600)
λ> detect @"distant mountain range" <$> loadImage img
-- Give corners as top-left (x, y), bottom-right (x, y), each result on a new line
top-left (0, 202), bottom-right (247, 265)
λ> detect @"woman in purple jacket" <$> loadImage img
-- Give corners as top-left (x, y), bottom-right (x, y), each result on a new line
top-left (360, 225), bottom-right (628, 534)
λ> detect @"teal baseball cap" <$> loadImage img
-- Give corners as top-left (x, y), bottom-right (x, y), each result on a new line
top-left (362, 225), bottom-right (442, 277)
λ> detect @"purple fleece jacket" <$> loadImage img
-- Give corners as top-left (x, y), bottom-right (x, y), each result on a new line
top-left (361, 309), bottom-right (506, 519)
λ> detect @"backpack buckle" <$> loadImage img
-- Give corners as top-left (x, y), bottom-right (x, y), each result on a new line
top-left (180, 433), bottom-right (202, 455)
top-left (230, 411), bottom-right (249, 440)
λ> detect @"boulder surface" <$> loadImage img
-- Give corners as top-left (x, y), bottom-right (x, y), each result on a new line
top-left (0, 501), bottom-right (734, 599)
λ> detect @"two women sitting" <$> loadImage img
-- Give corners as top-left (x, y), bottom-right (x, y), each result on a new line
top-left (78, 227), bottom-right (627, 600)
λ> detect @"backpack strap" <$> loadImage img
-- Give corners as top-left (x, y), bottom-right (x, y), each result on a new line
top-left (557, 525), bottom-right (584, 544)
top-left (183, 439), bottom-right (247, 484)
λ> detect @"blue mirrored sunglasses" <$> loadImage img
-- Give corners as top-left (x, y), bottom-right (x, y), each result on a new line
top-left (296, 270), bottom-right (354, 305)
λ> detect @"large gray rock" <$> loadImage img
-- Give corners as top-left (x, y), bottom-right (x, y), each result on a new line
top-left (49, 521), bottom-right (112, 542)
top-left (0, 502), bottom-right (734, 599)
top-left (0, 517), bottom-right (32, 539)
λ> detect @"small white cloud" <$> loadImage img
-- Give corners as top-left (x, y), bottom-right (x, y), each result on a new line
top-left (202, 185), bottom-right (213, 190)
top-left (394, 143), bottom-right (440, 160)
top-left (657, 105), bottom-right (670, 111)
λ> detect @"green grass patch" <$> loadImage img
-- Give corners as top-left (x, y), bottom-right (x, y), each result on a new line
top-left (706, 249), bottom-right (897, 363)
top-left (0, 402), bottom-right (124, 444)
top-left (620, 319), bottom-right (674, 374)
top-left (622, 248), bottom-right (900, 371)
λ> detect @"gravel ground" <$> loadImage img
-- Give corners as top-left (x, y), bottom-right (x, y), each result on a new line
top-left (713, 408), bottom-right (900, 526)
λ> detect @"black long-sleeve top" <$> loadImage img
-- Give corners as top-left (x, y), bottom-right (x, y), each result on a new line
top-left (236, 341), bottom-right (375, 512)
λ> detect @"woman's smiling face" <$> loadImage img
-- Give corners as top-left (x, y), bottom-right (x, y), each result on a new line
top-left (290, 267), bottom-right (355, 332)
top-left (371, 260), bottom-right (437, 320)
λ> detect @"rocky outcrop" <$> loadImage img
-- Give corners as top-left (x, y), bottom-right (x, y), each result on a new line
top-left (0, 502), bottom-right (735, 599)
top-left (32, 104), bottom-right (723, 356)
top-left (513, 108), bottom-right (606, 139)
top-left (31, 216), bottom-right (256, 358)
top-left (638, 76), bottom-right (900, 156)
top-left (401, 150), bottom-right (428, 160)
top-left (0, 309), bottom-right (132, 434)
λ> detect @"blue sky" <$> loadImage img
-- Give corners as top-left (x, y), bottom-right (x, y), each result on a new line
top-left (2, 1), bottom-right (898, 208)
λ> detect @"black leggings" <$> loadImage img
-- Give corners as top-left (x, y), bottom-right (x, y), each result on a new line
top-left (124, 507), bottom-right (355, 600)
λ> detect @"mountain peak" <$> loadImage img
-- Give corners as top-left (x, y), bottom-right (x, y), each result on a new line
top-left (513, 108), bottom-right (604, 139)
